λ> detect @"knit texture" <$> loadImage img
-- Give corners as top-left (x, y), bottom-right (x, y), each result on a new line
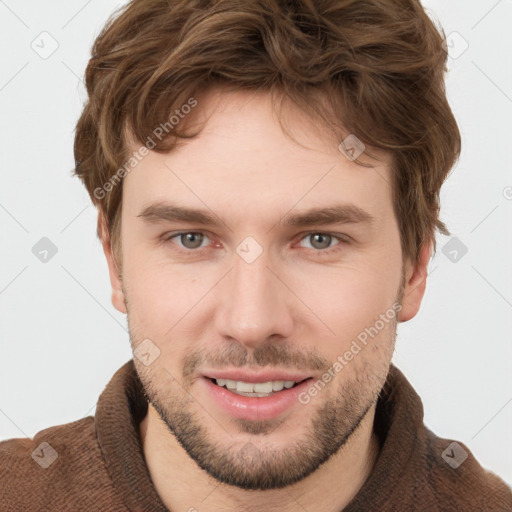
top-left (1, 360), bottom-right (510, 511)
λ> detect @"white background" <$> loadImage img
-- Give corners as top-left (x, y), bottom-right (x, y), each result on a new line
top-left (1, 0), bottom-right (511, 486)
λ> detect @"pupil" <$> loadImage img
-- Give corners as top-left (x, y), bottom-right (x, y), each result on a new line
top-left (312, 233), bottom-right (330, 249)
top-left (183, 233), bottom-right (203, 248)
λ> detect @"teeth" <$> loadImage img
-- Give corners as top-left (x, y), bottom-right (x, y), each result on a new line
top-left (225, 379), bottom-right (237, 390)
top-left (272, 381), bottom-right (285, 391)
top-left (254, 382), bottom-right (273, 393)
top-left (237, 381), bottom-right (254, 393)
top-left (214, 379), bottom-right (299, 394)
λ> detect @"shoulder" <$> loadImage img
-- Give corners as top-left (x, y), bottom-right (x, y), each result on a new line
top-left (422, 427), bottom-right (512, 511)
top-left (0, 417), bottom-right (125, 511)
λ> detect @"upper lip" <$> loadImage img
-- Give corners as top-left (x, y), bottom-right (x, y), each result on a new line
top-left (203, 369), bottom-right (313, 383)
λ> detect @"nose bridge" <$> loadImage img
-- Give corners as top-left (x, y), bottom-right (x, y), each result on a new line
top-left (214, 245), bottom-right (293, 347)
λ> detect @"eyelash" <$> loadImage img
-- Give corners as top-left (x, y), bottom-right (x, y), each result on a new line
top-left (162, 231), bottom-right (350, 256)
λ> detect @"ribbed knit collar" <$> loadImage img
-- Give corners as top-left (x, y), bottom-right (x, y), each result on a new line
top-left (95, 359), bottom-right (169, 511)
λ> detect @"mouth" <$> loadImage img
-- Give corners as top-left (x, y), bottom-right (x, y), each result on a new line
top-left (202, 374), bottom-right (314, 421)
top-left (207, 377), bottom-right (310, 398)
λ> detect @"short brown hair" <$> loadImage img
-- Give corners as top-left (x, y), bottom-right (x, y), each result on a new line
top-left (73, 0), bottom-right (461, 269)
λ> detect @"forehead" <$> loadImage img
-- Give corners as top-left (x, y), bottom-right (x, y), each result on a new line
top-left (122, 88), bottom-right (394, 227)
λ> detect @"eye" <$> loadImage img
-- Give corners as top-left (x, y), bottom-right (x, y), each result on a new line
top-left (165, 231), bottom-right (210, 251)
top-left (162, 231), bottom-right (349, 255)
top-left (298, 232), bottom-right (348, 253)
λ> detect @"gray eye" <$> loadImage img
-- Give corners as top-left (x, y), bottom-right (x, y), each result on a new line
top-left (308, 233), bottom-right (333, 250)
top-left (179, 232), bottom-right (205, 249)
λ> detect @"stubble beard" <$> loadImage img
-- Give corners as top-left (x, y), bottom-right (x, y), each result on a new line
top-left (128, 269), bottom-right (404, 490)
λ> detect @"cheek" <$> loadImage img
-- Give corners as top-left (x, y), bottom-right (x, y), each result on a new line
top-left (123, 244), bottom-right (218, 346)
top-left (122, 245), bottom-right (178, 336)
top-left (300, 265), bottom-right (398, 328)
top-left (292, 263), bottom-right (400, 377)
top-left (310, 275), bottom-right (398, 395)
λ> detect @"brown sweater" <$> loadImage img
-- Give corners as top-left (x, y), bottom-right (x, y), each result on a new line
top-left (1, 360), bottom-right (510, 511)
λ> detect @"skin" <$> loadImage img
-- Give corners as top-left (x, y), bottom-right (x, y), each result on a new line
top-left (100, 87), bottom-right (430, 512)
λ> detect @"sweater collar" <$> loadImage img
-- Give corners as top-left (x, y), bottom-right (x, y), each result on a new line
top-left (95, 359), bottom-right (169, 511)
top-left (95, 359), bottom-right (425, 511)
top-left (343, 364), bottom-right (426, 510)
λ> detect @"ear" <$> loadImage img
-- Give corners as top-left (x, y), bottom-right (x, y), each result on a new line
top-left (398, 241), bottom-right (431, 323)
top-left (98, 211), bottom-right (127, 314)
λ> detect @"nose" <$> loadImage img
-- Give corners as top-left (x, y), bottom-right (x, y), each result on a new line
top-left (214, 248), bottom-right (294, 349)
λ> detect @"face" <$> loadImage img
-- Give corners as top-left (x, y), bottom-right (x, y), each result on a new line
top-left (103, 88), bottom-right (427, 490)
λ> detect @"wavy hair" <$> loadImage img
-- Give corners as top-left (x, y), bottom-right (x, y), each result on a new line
top-left (74, 0), bottom-right (461, 268)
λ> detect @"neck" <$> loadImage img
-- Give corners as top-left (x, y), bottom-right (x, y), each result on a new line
top-left (139, 402), bottom-right (380, 512)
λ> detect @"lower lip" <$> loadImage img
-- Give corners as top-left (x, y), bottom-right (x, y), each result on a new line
top-left (202, 377), bottom-right (313, 422)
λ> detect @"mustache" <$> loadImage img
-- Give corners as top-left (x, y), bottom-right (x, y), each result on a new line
top-left (182, 339), bottom-right (330, 379)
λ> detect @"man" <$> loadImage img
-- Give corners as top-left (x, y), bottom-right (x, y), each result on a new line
top-left (1, 0), bottom-right (511, 511)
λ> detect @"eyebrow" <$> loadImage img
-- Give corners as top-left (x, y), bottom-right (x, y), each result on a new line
top-left (137, 201), bottom-right (375, 228)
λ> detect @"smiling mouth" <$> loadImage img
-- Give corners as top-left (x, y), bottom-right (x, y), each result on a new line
top-left (208, 377), bottom-right (311, 397)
